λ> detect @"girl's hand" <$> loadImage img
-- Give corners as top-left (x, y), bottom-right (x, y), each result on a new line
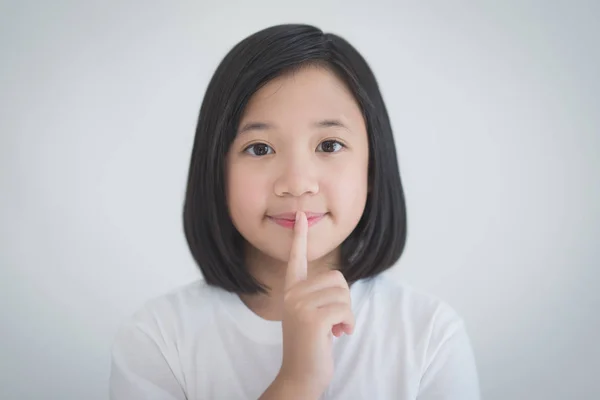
top-left (276, 211), bottom-right (355, 399)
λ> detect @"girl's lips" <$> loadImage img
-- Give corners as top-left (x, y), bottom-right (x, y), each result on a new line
top-left (268, 212), bottom-right (327, 229)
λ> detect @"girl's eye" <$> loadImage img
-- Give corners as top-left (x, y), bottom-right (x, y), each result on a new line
top-left (317, 140), bottom-right (344, 153)
top-left (244, 143), bottom-right (274, 156)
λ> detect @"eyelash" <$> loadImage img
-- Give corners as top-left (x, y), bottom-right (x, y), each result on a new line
top-left (243, 140), bottom-right (346, 157)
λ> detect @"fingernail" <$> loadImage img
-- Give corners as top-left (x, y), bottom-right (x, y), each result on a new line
top-left (295, 211), bottom-right (300, 222)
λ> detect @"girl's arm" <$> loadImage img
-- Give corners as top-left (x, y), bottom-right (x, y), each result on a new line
top-left (258, 374), bottom-right (318, 400)
top-left (417, 320), bottom-right (481, 399)
top-left (109, 319), bottom-right (186, 400)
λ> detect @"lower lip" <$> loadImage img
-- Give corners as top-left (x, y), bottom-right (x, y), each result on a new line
top-left (268, 214), bottom-right (326, 229)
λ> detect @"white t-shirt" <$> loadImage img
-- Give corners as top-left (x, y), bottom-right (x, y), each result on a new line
top-left (109, 274), bottom-right (480, 399)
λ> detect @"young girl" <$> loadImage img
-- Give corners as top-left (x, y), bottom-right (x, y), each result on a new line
top-left (110, 24), bottom-right (480, 399)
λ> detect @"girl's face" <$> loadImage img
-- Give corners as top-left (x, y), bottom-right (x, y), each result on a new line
top-left (227, 66), bottom-right (369, 265)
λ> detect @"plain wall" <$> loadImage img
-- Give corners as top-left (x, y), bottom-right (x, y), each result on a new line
top-left (1, 1), bottom-right (598, 399)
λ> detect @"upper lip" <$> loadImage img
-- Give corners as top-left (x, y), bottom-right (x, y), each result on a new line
top-left (268, 212), bottom-right (326, 220)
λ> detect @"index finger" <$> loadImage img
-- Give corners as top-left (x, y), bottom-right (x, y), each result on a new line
top-left (284, 211), bottom-right (308, 291)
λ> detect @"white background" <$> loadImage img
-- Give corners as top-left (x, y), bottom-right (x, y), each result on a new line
top-left (1, 1), bottom-right (598, 399)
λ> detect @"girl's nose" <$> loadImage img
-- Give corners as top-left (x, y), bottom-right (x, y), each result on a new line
top-left (273, 158), bottom-right (319, 197)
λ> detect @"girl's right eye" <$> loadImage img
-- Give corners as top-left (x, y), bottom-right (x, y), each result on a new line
top-left (243, 143), bottom-right (274, 157)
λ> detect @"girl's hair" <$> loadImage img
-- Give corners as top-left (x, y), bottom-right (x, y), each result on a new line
top-left (183, 24), bottom-right (407, 294)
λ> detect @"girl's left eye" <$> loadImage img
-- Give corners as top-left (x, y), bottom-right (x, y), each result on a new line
top-left (317, 140), bottom-right (345, 153)
top-left (243, 143), bottom-right (274, 156)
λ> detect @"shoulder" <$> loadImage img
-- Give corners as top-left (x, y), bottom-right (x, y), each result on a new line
top-left (112, 279), bottom-right (220, 347)
top-left (362, 275), bottom-right (479, 393)
top-left (370, 277), bottom-right (480, 396)
top-left (367, 274), bottom-right (467, 342)
top-left (109, 281), bottom-right (221, 398)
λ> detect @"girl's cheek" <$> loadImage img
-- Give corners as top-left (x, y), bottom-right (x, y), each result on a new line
top-left (330, 164), bottom-right (368, 216)
top-left (231, 170), bottom-right (271, 213)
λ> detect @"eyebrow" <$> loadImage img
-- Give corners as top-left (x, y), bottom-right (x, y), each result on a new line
top-left (238, 119), bottom-right (350, 134)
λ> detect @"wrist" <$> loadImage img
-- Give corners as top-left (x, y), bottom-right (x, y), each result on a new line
top-left (272, 372), bottom-right (323, 400)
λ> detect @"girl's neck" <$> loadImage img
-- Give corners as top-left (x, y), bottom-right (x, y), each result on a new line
top-left (239, 244), bottom-right (340, 321)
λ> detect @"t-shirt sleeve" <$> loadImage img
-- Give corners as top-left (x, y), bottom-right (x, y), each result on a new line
top-left (416, 319), bottom-right (481, 400)
top-left (109, 313), bottom-right (187, 400)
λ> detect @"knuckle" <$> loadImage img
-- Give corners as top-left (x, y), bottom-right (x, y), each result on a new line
top-left (344, 287), bottom-right (352, 302)
top-left (329, 269), bottom-right (343, 279)
top-left (346, 305), bottom-right (355, 319)
top-left (330, 269), bottom-right (347, 285)
top-left (333, 287), bottom-right (348, 302)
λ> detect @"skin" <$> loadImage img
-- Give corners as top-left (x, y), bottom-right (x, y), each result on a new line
top-left (226, 66), bottom-right (370, 398)
top-left (261, 212), bottom-right (355, 399)
top-left (227, 66), bottom-right (369, 314)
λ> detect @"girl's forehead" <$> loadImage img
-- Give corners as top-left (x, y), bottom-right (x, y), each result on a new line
top-left (241, 67), bottom-right (362, 126)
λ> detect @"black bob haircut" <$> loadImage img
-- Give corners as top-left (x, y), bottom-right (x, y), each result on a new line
top-left (183, 24), bottom-right (407, 294)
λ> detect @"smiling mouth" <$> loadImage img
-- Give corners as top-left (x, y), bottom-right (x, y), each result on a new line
top-left (267, 212), bottom-right (327, 229)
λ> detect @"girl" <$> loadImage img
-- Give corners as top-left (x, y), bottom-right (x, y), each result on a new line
top-left (110, 24), bottom-right (480, 399)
